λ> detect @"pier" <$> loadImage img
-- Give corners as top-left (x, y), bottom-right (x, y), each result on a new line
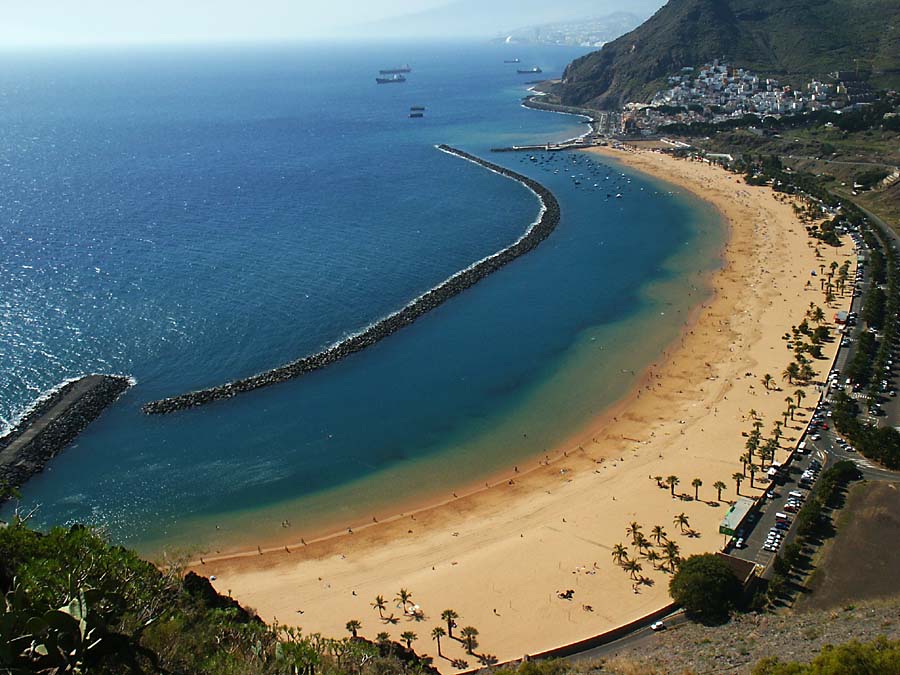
top-left (142, 145), bottom-right (561, 414)
top-left (0, 375), bottom-right (132, 502)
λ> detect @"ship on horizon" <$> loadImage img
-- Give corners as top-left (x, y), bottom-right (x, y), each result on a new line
top-left (379, 65), bottom-right (412, 74)
top-left (504, 58), bottom-right (521, 63)
top-left (376, 74), bottom-right (407, 84)
top-left (517, 67), bottom-right (542, 74)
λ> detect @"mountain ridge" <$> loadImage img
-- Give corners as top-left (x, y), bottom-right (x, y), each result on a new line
top-left (553, 0), bottom-right (900, 110)
top-left (361, 0), bottom-right (664, 38)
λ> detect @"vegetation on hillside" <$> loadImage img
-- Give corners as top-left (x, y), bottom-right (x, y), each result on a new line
top-left (555, 0), bottom-right (900, 109)
top-left (668, 553), bottom-right (741, 623)
top-left (752, 637), bottom-right (900, 675)
top-left (0, 518), bottom-right (436, 675)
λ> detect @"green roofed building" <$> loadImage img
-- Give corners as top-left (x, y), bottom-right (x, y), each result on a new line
top-left (719, 497), bottom-right (755, 536)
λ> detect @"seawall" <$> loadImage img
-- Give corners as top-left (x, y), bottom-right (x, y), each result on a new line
top-left (142, 145), bottom-right (561, 414)
top-left (0, 374), bottom-right (132, 502)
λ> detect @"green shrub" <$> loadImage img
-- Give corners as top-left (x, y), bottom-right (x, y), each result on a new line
top-left (669, 554), bottom-right (741, 623)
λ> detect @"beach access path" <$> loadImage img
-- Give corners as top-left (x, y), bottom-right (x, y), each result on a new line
top-left (194, 148), bottom-right (854, 672)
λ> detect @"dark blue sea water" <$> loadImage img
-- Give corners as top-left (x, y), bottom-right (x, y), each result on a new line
top-left (0, 42), bottom-right (725, 553)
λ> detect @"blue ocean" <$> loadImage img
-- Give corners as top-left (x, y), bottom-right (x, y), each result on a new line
top-left (0, 41), bottom-right (725, 553)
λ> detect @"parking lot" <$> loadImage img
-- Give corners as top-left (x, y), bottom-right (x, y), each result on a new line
top-left (726, 445), bottom-right (823, 569)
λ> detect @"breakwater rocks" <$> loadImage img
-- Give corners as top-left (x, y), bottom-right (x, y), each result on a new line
top-left (0, 375), bottom-right (132, 501)
top-left (142, 144), bottom-right (561, 415)
top-left (522, 95), bottom-right (598, 121)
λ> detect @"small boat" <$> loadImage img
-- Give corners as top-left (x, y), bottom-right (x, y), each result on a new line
top-left (376, 74), bottom-right (406, 84)
top-left (517, 67), bottom-right (542, 74)
top-left (409, 112), bottom-right (424, 118)
top-left (410, 106), bottom-right (426, 111)
top-left (504, 58), bottom-right (521, 63)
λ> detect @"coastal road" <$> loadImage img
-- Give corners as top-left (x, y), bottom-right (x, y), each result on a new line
top-left (809, 431), bottom-right (900, 482)
top-left (563, 610), bottom-right (688, 664)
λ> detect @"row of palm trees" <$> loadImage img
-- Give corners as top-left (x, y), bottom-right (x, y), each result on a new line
top-left (817, 259), bottom-right (851, 301)
top-left (352, 601), bottom-right (481, 658)
top-left (651, 474), bottom-right (727, 502)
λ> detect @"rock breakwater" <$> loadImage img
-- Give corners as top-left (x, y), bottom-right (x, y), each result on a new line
top-left (142, 145), bottom-right (561, 415)
top-left (0, 374), bottom-right (132, 502)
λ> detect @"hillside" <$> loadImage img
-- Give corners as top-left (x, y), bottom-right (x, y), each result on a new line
top-left (0, 520), bottom-right (437, 675)
top-left (554, 0), bottom-right (900, 110)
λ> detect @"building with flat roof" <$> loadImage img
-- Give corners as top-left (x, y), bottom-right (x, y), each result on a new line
top-left (719, 497), bottom-right (755, 536)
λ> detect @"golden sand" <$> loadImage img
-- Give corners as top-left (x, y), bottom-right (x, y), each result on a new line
top-left (196, 147), bottom-right (854, 669)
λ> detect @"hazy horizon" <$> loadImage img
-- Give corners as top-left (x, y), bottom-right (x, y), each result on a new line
top-left (3, 0), bottom-right (664, 48)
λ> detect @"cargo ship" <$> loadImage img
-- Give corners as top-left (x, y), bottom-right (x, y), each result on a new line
top-left (376, 74), bottom-right (406, 84)
top-left (517, 67), bottom-right (542, 74)
top-left (379, 65), bottom-right (412, 74)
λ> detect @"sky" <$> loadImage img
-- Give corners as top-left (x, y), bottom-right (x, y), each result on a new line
top-left (1, 0), bottom-right (450, 47)
top-left (1, 0), bottom-right (662, 47)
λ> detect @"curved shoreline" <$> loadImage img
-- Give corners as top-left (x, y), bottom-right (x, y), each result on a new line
top-left (142, 145), bottom-right (561, 415)
top-left (193, 147), bottom-right (857, 670)
top-left (0, 374), bottom-right (132, 503)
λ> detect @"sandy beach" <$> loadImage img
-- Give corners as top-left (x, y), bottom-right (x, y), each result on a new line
top-left (196, 147), bottom-right (854, 669)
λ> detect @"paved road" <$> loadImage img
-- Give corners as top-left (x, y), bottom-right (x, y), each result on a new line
top-left (564, 610), bottom-right (688, 663)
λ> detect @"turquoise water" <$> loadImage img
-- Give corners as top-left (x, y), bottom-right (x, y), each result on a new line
top-left (0, 42), bottom-right (725, 553)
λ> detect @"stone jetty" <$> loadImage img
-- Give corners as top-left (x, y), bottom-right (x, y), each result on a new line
top-left (0, 374), bottom-right (132, 502)
top-left (142, 145), bottom-right (561, 415)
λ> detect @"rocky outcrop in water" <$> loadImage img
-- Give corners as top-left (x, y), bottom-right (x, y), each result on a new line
top-left (142, 145), bottom-right (561, 415)
top-left (0, 375), bottom-right (132, 502)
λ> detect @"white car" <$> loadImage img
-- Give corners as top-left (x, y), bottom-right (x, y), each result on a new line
top-left (651, 620), bottom-right (666, 631)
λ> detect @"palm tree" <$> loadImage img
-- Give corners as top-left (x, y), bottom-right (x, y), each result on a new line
top-left (646, 549), bottom-right (662, 569)
top-left (396, 589), bottom-right (412, 614)
top-left (745, 435), bottom-right (759, 459)
top-left (431, 627), bottom-right (446, 656)
top-left (666, 475), bottom-right (680, 497)
top-left (773, 420), bottom-right (783, 444)
top-left (400, 631), bottom-right (417, 650)
top-left (346, 619), bottom-right (362, 638)
top-left (794, 388), bottom-right (806, 408)
top-left (812, 306), bottom-right (826, 324)
top-left (376, 631), bottom-right (391, 646)
top-left (788, 402), bottom-right (796, 420)
top-left (460, 626), bottom-right (479, 655)
top-left (650, 525), bottom-right (667, 545)
top-left (634, 532), bottom-right (651, 554)
top-left (372, 595), bottom-right (387, 618)
top-left (653, 475), bottom-right (664, 488)
top-left (740, 452), bottom-right (751, 476)
top-left (783, 362), bottom-right (800, 384)
top-left (762, 373), bottom-right (773, 390)
top-left (626, 521), bottom-right (643, 545)
top-left (713, 480), bottom-right (727, 501)
top-left (748, 408), bottom-right (759, 420)
top-left (441, 609), bottom-right (459, 639)
top-left (663, 541), bottom-right (681, 571)
top-left (691, 478), bottom-right (703, 500)
top-left (674, 513), bottom-right (690, 533)
top-left (733, 472), bottom-right (744, 495)
top-left (749, 464), bottom-right (758, 488)
top-left (623, 559), bottom-right (643, 580)
top-left (611, 543), bottom-right (629, 566)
